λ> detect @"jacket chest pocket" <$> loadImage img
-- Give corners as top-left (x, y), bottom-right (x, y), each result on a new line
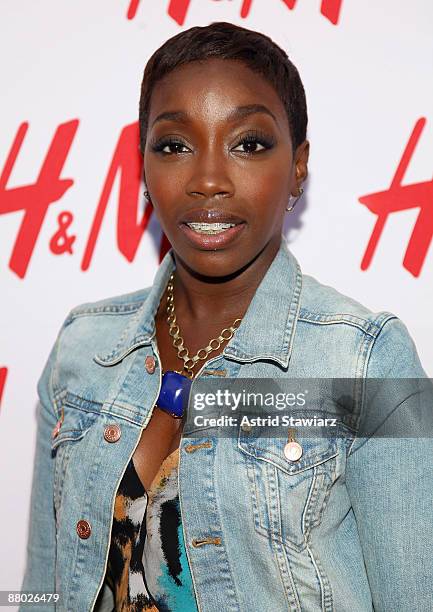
top-left (51, 393), bottom-right (100, 527)
top-left (238, 429), bottom-right (342, 552)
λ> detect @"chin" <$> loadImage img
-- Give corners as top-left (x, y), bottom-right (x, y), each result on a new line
top-left (172, 244), bottom-right (260, 281)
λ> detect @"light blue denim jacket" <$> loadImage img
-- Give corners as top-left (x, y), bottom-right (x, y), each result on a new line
top-left (21, 236), bottom-right (432, 612)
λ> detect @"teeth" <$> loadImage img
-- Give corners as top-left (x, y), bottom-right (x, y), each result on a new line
top-left (186, 222), bottom-right (236, 234)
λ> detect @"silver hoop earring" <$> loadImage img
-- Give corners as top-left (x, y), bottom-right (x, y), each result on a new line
top-left (286, 186), bottom-right (304, 212)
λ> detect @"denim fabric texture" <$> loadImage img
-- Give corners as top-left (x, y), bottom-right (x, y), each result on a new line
top-left (20, 236), bottom-right (432, 612)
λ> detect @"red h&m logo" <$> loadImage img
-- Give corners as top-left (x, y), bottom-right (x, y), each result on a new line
top-left (127, 0), bottom-right (343, 26)
top-left (0, 121), bottom-right (77, 278)
top-left (359, 118), bottom-right (432, 277)
top-left (0, 121), bottom-right (170, 279)
top-left (0, 368), bottom-right (7, 411)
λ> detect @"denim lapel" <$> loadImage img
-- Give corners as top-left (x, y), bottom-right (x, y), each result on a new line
top-left (222, 237), bottom-right (302, 368)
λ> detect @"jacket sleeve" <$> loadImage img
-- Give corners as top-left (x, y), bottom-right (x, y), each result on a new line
top-left (19, 320), bottom-right (68, 610)
top-left (346, 317), bottom-right (433, 611)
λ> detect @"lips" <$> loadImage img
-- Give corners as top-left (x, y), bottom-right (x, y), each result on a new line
top-left (178, 207), bottom-right (246, 249)
top-left (180, 209), bottom-right (245, 225)
top-left (179, 221), bottom-right (246, 249)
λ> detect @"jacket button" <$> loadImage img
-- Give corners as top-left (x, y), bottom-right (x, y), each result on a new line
top-left (284, 441), bottom-right (303, 462)
top-left (103, 424), bottom-right (121, 443)
top-left (145, 355), bottom-right (156, 374)
top-left (76, 519), bottom-right (92, 539)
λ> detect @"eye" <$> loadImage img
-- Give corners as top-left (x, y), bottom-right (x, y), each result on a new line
top-left (151, 137), bottom-right (191, 155)
top-left (231, 130), bottom-right (275, 155)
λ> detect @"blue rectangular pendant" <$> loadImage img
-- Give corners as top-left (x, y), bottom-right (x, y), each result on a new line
top-left (156, 370), bottom-right (192, 418)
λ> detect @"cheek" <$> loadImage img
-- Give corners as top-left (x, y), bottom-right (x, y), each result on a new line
top-left (145, 164), bottom-right (183, 213)
top-left (238, 162), bottom-right (290, 219)
top-left (144, 150), bottom-right (184, 187)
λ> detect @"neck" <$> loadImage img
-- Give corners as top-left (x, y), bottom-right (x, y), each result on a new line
top-left (170, 238), bottom-right (281, 325)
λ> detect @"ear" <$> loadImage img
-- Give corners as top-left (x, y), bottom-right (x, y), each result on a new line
top-left (293, 140), bottom-right (309, 194)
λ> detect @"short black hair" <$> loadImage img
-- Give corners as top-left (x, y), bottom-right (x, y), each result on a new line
top-left (139, 21), bottom-right (308, 155)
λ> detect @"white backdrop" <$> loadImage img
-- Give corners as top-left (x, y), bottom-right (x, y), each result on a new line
top-left (1, 0), bottom-right (432, 598)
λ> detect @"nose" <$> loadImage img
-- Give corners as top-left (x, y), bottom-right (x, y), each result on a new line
top-left (185, 148), bottom-right (234, 199)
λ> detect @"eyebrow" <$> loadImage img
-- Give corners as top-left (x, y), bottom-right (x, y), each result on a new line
top-left (151, 104), bottom-right (278, 127)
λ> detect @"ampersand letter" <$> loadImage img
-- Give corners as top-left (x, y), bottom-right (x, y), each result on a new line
top-left (49, 211), bottom-right (76, 255)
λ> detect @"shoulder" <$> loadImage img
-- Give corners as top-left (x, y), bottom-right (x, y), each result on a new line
top-left (298, 272), bottom-right (427, 377)
top-left (41, 287), bottom-right (154, 401)
top-left (57, 286), bottom-right (153, 358)
top-left (64, 286), bottom-right (152, 323)
top-left (60, 284), bottom-right (153, 341)
top-left (299, 272), bottom-right (395, 337)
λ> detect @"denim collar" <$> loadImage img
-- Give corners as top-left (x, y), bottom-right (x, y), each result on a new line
top-left (95, 236), bottom-right (302, 369)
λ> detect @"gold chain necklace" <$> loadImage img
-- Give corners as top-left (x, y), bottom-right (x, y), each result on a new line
top-left (165, 272), bottom-right (242, 379)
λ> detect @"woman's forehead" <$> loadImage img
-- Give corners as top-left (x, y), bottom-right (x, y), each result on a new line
top-left (148, 58), bottom-right (288, 128)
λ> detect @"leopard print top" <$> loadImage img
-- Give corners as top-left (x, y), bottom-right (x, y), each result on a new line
top-left (104, 447), bottom-right (197, 611)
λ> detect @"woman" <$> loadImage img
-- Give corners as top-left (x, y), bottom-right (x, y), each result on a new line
top-left (21, 22), bottom-right (432, 612)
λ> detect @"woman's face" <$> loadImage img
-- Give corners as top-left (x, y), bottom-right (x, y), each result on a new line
top-left (143, 58), bottom-right (309, 278)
